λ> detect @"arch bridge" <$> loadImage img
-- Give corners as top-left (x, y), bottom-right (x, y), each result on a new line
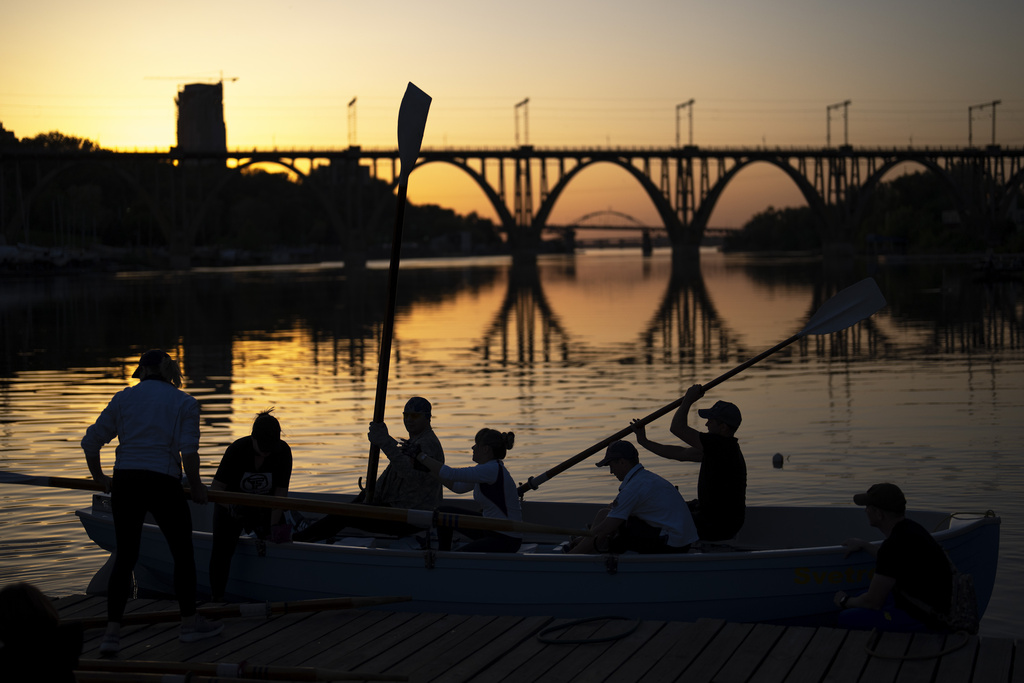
top-left (2, 145), bottom-right (1022, 264)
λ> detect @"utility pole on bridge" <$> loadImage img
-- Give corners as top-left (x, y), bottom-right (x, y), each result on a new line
top-left (514, 98), bottom-right (530, 146)
top-left (968, 100), bottom-right (1001, 147)
top-left (347, 97), bottom-right (357, 146)
top-left (676, 99), bottom-right (695, 147)
top-left (826, 100), bottom-right (851, 147)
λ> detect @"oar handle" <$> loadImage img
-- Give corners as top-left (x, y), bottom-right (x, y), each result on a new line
top-left (517, 332), bottom-right (804, 496)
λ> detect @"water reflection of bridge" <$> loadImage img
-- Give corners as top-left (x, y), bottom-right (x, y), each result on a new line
top-left (474, 260), bottom-right (1023, 372)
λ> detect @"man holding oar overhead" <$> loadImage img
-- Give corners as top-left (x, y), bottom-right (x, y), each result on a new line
top-left (632, 383), bottom-right (747, 542)
top-left (81, 349), bottom-right (223, 656)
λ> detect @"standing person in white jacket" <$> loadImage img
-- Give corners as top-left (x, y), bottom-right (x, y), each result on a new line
top-left (417, 428), bottom-right (522, 552)
top-left (82, 349), bottom-right (222, 656)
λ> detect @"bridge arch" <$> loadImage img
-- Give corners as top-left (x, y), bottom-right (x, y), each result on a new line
top-left (382, 158), bottom-right (515, 238)
top-left (533, 158), bottom-right (679, 244)
top-left (692, 157), bottom-right (829, 243)
top-left (2, 158), bottom-right (173, 248)
top-left (191, 158), bottom-right (344, 250)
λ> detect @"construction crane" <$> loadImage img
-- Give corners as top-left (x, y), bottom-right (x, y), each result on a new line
top-left (144, 73), bottom-right (239, 85)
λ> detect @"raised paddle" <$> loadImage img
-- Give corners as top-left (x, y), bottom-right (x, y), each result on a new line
top-left (67, 595), bottom-right (411, 629)
top-left (0, 472), bottom-right (589, 538)
top-left (517, 277), bottom-right (887, 496)
top-left (365, 82), bottom-right (432, 504)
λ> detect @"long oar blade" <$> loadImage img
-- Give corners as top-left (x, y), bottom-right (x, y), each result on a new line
top-left (517, 277), bottom-right (886, 496)
top-left (364, 82), bottom-right (431, 502)
top-left (397, 82), bottom-right (431, 185)
top-left (800, 277), bottom-right (886, 336)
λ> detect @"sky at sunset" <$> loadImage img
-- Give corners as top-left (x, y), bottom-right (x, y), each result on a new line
top-left (3, 0), bottom-right (1022, 227)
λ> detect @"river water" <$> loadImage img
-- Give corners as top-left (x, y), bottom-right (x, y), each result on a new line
top-left (1, 248), bottom-right (1021, 637)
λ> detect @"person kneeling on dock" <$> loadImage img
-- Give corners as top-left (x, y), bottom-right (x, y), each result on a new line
top-left (833, 483), bottom-right (955, 633)
top-left (568, 441), bottom-right (698, 555)
top-left (417, 428), bottom-right (523, 553)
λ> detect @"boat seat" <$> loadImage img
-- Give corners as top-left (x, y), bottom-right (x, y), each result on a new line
top-left (517, 543), bottom-right (538, 554)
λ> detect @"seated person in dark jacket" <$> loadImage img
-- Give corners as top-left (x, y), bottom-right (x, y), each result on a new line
top-left (209, 408), bottom-right (292, 601)
top-left (631, 383), bottom-right (746, 541)
top-left (834, 483), bottom-right (954, 632)
top-left (0, 582), bottom-right (82, 682)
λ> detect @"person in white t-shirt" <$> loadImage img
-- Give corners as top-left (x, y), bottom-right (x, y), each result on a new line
top-left (569, 440), bottom-right (698, 554)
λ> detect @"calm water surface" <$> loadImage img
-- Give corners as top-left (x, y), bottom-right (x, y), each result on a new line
top-left (1, 249), bottom-right (1021, 637)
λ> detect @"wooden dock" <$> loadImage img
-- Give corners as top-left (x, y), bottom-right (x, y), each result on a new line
top-left (54, 595), bottom-right (1019, 682)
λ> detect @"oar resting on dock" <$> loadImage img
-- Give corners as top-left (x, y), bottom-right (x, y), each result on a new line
top-left (75, 659), bottom-right (408, 682)
top-left (66, 595), bottom-right (412, 630)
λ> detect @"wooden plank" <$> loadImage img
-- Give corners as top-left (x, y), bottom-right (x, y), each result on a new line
top-left (971, 638), bottom-right (1013, 683)
top-left (567, 620), bottom-right (670, 683)
top-left (859, 631), bottom-right (911, 683)
top-left (637, 619), bottom-right (725, 683)
top-left (439, 615), bottom-right (553, 683)
top-left (383, 614), bottom-right (501, 681)
top-left (468, 616), bottom-right (612, 683)
top-left (820, 629), bottom-right (872, 683)
top-left (1012, 640), bottom-right (1024, 683)
top-left (586, 620), bottom-right (692, 683)
top-left (531, 618), bottom-right (658, 683)
top-left (892, 632), bottom-right (947, 683)
top-left (931, 634), bottom-right (978, 683)
top-left (315, 611), bottom-right (452, 672)
top-left (714, 623), bottom-right (786, 683)
top-left (784, 628), bottom-right (847, 683)
top-left (748, 626), bottom-right (816, 683)
top-left (265, 610), bottom-right (412, 669)
top-left (671, 621), bottom-right (753, 683)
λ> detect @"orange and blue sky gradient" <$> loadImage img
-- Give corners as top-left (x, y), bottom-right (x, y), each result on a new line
top-left (2, 0), bottom-right (1022, 226)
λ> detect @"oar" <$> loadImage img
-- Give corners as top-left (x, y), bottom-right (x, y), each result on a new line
top-left (0, 472), bottom-right (589, 538)
top-left (365, 82), bottom-right (432, 504)
top-left (75, 668), bottom-right (406, 683)
top-left (517, 277), bottom-right (887, 496)
top-left (67, 595), bottom-right (411, 629)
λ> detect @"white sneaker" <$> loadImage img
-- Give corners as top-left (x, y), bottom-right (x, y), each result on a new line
top-left (98, 632), bottom-right (120, 657)
top-left (179, 614), bottom-right (224, 642)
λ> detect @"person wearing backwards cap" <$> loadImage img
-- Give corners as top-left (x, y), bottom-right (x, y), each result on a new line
top-left (833, 483), bottom-right (954, 632)
top-left (568, 440), bottom-right (698, 554)
top-left (81, 349), bottom-right (222, 656)
top-left (631, 383), bottom-right (746, 542)
top-left (209, 408), bottom-right (293, 601)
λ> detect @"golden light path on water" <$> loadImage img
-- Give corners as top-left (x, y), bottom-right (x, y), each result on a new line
top-left (0, 249), bottom-right (1021, 638)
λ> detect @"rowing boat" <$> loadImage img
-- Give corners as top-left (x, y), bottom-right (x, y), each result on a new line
top-left (75, 493), bottom-right (999, 626)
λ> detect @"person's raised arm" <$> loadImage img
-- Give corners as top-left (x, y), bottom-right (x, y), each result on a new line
top-left (631, 419), bottom-right (698, 462)
top-left (669, 384), bottom-right (705, 454)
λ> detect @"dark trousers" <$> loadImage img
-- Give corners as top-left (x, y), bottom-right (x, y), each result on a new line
top-left (607, 516), bottom-right (690, 554)
top-left (435, 505), bottom-right (522, 553)
top-left (209, 505), bottom-right (247, 600)
top-left (108, 469), bottom-right (197, 622)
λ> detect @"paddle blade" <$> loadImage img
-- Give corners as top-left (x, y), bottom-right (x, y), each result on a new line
top-left (397, 82), bottom-right (432, 185)
top-left (801, 277), bottom-right (886, 336)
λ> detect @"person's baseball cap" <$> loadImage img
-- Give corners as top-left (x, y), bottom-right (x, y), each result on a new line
top-left (596, 440), bottom-right (639, 467)
top-left (853, 483), bottom-right (906, 513)
top-left (697, 400), bottom-right (742, 428)
top-left (131, 349), bottom-right (170, 378)
top-left (404, 396), bottom-right (431, 415)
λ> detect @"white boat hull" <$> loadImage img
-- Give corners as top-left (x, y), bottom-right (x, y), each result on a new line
top-left (76, 495), bottom-right (1000, 625)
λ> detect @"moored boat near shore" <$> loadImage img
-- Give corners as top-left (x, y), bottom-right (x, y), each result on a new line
top-left (76, 493), bottom-right (999, 627)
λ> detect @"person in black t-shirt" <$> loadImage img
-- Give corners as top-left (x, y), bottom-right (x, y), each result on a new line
top-left (209, 408), bottom-right (292, 601)
top-left (631, 383), bottom-right (746, 542)
top-left (834, 483), bottom-right (953, 632)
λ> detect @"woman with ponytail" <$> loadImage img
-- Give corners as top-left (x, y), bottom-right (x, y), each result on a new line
top-left (415, 428), bottom-right (522, 553)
